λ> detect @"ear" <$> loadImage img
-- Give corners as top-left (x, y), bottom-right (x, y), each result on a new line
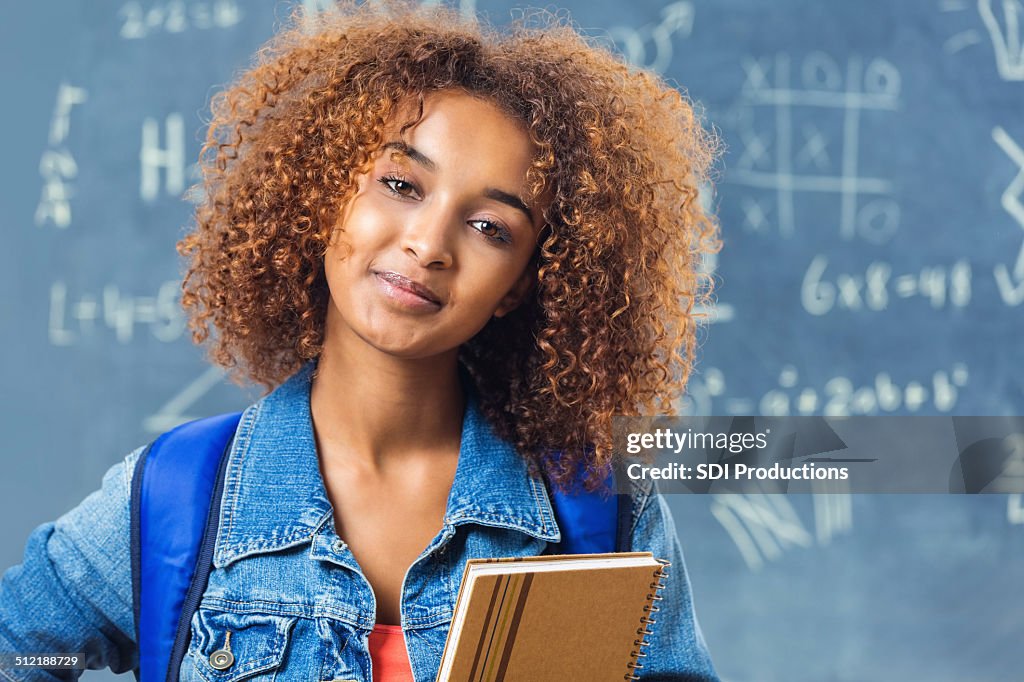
top-left (493, 263), bottom-right (537, 318)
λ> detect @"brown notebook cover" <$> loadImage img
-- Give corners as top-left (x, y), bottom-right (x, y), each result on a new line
top-left (435, 552), bottom-right (668, 682)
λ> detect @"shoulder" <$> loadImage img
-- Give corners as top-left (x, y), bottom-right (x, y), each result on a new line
top-left (54, 445), bottom-right (144, 553)
top-left (625, 476), bottom-right (661, 542)
top-left (624, 478), bottom-right (688, 565)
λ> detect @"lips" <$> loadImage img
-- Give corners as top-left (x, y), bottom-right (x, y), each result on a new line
top-left (374, 270), bottom-right (443, 305)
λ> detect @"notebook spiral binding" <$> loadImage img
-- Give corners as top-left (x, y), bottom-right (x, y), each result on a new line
top-left (624, 559), bottom-right (670, 680)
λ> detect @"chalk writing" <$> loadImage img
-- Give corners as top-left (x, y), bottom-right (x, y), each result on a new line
top-left (992, 126), bottom-right (1024, 305)
top-left (301, 0), bottom-right (335, 14)
top-left (802, 255), bottom-right (972, 315)
top-left (119, 0), bottom-right (241, 39)
top-left (942, 0), bottom-right (982, 53)
top-left (1009, 494), bottom-right (1024, 523)
top-left (49, 280), bottom-right (183, 346)
top-left (608, 2), bottom-right (694, 74)
top-left (980, 0), bottom-right (1024, 80)
top-left (986, 434), bottom-right (1024, 492)
top-left (710, 486), bottom-right (850, 571)
top-left (729, 52), bottom-right (901, 243)
top-left (759, 363), bottom-right (969, 416)
top-left (418, 0), bottom-right (476, 19)
top-left (944, 0), bottom-right (1024, 76)
top-left (811, 479), bottom-right (853, 545)
top-left (34, 84), bottom-right (88, 229)
top-left (140, 113), bottom-right (186, 202)
top-left (679, 361), bottom-right (969, 417)
top-left (944, 27), bottom-right (983, 54)
top-left (143, 366), bottom-right (226, 433)
top-left (710, 492), bottom-right (812, 571)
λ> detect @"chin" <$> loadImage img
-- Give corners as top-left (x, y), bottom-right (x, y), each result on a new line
top-left (361, 329), bottom-right (450, 360)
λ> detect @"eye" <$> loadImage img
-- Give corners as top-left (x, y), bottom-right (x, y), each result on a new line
top-left (469, 219), bottom-right (512, 245)
top-left (378, 175), bottom-right (420, 200)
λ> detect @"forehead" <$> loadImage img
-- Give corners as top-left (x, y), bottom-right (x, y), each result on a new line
top-left (380, 91), bottom-right (537, 183)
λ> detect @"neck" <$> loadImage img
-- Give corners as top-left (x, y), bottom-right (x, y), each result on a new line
top-left (309, 335), bottom-right (466, 474)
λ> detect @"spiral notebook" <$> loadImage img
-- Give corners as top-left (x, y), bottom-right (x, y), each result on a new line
top-left (435, 552), bottom-right (669, 682)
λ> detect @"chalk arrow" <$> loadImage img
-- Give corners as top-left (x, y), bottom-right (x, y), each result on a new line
top-left (661, 1), bottom-right (695, 37)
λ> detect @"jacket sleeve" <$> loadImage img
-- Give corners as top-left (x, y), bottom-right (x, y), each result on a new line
top-left (629, 482), bottom-right (719, 681)
top-left (0, 447), bottom-right (142, 681)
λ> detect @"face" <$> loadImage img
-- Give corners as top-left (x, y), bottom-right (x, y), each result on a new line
top-left (322, 90), bottom-right (546, 361)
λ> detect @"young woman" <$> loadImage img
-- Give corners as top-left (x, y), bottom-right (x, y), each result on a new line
top-left (1, 2), bottom-right (720, 680)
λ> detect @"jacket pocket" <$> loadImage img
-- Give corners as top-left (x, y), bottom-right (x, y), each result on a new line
top-left (186, 608), bottom-right (296, 682)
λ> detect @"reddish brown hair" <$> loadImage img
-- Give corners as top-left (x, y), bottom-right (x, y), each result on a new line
top-left (178, 0), bottom-right (720, 488)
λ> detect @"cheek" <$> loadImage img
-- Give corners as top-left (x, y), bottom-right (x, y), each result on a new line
top-left (322, 236), bottom-right (352, 285)
top-left (328, 187), bottom-right (390, 250)
top-left (325, 204), bottom-right (384, 269)
top-left (459, 261), bottom-right (528, 308)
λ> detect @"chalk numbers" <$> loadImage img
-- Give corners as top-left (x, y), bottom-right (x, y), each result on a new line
top-left (119, 0), bottom-right (241, 39)
top-left (802, 255), bottom-right (972, 315)
top-left (759, 363), bottom-right (969, 416)
top-left (49, 280), bottom-right (184, 346)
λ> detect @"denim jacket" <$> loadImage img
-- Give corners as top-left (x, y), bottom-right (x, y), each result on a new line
top-left (0, 363), bottom-right (718, 681)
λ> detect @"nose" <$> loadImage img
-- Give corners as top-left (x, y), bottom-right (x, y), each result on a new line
top-left (401, 203), bottom-right (455, 269)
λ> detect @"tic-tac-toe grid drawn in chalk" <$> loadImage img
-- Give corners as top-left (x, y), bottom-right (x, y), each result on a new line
top-left (728, 52), bottom-right (901, 244)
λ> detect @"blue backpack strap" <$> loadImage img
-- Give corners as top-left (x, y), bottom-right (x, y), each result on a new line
top-left (548, 465), bottom-right (632, 554)
top-left (130, 411), bottom-right (242, 682)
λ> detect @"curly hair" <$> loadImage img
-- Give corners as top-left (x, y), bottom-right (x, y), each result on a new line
top-left (178, 0), bottom-right (720, 490)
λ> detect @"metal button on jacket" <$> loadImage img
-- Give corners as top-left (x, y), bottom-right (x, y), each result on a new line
top-left (209, 631), bottom-right (235, 670)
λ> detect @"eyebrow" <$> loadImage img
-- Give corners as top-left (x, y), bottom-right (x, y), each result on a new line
top-left (383, 141), bottom-right (436, 172)
top-left (382, 141), bottom-right (535, 223)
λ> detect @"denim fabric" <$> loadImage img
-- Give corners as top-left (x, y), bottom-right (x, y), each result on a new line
top-left (1, 363), bottom-right (718, 681)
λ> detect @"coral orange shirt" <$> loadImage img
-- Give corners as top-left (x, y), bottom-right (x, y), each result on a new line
top-left (369, 624), bottom-right (414, 682)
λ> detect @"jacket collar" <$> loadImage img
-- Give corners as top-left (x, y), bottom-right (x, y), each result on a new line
top-left (214, 361), bottom-right (559, 568)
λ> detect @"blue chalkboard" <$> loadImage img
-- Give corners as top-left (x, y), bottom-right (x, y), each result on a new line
top-left (1, 1), bottom-right (1021, 680)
